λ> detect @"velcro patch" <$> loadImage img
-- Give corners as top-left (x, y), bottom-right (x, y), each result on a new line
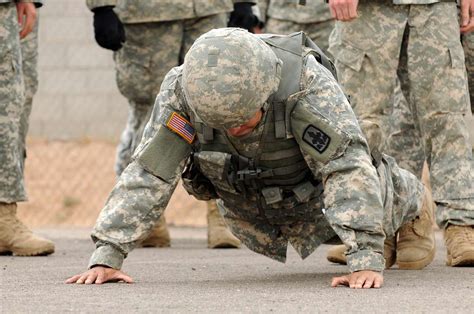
top-left (166, 112), bottom-right (195, 144)
top-left (303, 126), bottom-right (331, 153)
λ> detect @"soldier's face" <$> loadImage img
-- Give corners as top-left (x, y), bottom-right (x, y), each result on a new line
top-left (226, 109), bottom-right (263, 137)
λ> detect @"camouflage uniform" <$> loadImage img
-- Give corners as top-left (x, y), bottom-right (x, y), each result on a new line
top-left (87, 29), bottom-right (426, 273)
top-left (19, 13), bottom-right (39, 171)
top-left (0, 1), bottom-right (53, 257)
top-left (462, 30), bottom-right (474, 114)
top-left (329, 0), bottom-right (474, 228)
top-left (259, 0), bottom-right (334, 55)
top-left (86, 0), bottom-right (256, 175)
top-left (0, 1), bottom-right (27, 204)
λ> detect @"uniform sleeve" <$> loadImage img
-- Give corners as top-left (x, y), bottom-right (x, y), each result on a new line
top-left (291, 55), bottom-right (386, 272)
top-left (88, 67), bottom-right (192, 269)
top-left (86, 0), bottom-right (117, 11)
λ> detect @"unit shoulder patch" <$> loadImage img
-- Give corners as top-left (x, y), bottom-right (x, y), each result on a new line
top-left (303, 125), bottom-right (331, 153)
top-left (166, 112), bottom-right (195, 144)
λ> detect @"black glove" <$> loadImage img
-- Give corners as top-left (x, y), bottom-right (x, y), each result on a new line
top-left (92, 6), bottom-right (125, 51)
top-left (228, 2), bottom-right (259, 33)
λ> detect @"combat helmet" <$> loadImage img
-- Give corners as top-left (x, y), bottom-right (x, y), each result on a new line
top-left (182, 28), bottom-right (282, 129)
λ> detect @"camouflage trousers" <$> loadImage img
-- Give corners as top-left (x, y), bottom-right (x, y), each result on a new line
top-left (462, 30), bottom-right (474, 114)
top-left (0, 3), bottom-right (27, 203)
top-left (218, 155), bottom-right (424, 263)
top-left (19, 16), bottom-right (39, 172)
top-left (329, 1), bottom-right (474, 228)
top-left (265, 18), bottom-right (334, 57)
top-left (113, 14), bottom-right (227, 176)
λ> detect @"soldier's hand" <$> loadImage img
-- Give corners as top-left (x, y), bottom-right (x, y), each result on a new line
top-left (65, 266), bottom-right (133, 285)
top-left (16, 3), bottom-right (36, 39)
top-left (229, 2), bottom-right (259, 33)
top-left (460, 0), bottom-right (474, 33)
top-left (329, 0), bottom-right (359, 22)
top-left (331, 270), bottom-right (383, 289)
top-left (92, 6), bottom-right (126, 51)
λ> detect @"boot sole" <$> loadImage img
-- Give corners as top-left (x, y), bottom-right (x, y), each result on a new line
top-left (208, 242), bottom-right (241, 249)
top-left (139, 242), bottom-right (171, 248)
top-left (447, 251), bottom-right (474, 267)
top-left (326, 256), bottom-right (347, 265)
top-left (12, 247), bottom-right (55, 256)
top-left (397, 247), bottom-right (435, 270)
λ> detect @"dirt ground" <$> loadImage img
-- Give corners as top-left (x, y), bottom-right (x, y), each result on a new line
top-left (17, 138), bottom-right (207, 228)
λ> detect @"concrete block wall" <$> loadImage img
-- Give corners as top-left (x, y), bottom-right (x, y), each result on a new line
top-left (29, 0), bottom-right (128, 141)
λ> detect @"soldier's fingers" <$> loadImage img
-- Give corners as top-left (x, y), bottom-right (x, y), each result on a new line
top-left (373, 275), bottom-right (383, 288)
top-left (363, 277), bottom-right (374, 289)
top-left (65, 274), bottom-right (82, 284)
top-left (329, 5), bottom-right (337, 19)
top-left (331, 275), bottom-right (349, 287)
top-left (341, 4), bottom-right (351, 21)
top-left (461, 1), bottom-right (471, 27)
top-left (75, 275), bottom-right (88, 284)
top-left (354, 276), bottom-right (366, 289)
top-left (19, 10), bottom-right (35, 39)
top-left (96, 271), bottom-right (106, 285)
top-left (348, 2), bottom-right (358, 20)
top-left (85, 272), bottom-right (99, 285)
top-left (348, 273), bottom-right (359, 288)
top-left (110, 271), bottom-right (134, 284)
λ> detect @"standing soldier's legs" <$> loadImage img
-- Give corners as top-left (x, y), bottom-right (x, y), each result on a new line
top-left (461, 31), bottom-right (474, 115)
top-left (407, 3), bottom-right (474, 266)
top-left (328, 2), bottom-right (435, 268)
top-left (114, 21), bottom-right (183, 177)
top-left (18, 16), bottom-right (39, 172)
top-left (182, 14), bottom-right (241, 249)
top-left (0, 4), bottom-right (53, 256)
top-left (386, 26), bottom-right (425, 177)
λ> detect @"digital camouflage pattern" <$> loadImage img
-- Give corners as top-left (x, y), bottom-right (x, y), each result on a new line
top-left (110, 14), bottom-right (228, 175)
top-left (18, 14), bottom-right (39, 172)
top-left (329, 0), bottom-right (474, 228)
top-left (88, 31), bottom-right (425, 273)
top-left (182, 28), bottom-right (281, 129)
top-left (259, 0), bottom-right (334, 55)
top-left (86, 0), bottom-right (256, 24)
top-left (0, 3), bottom-right (27, 203)
top-left (86, 0), bottom-right (255, 174)
top-left (462, 31), bottom-right (474, 114)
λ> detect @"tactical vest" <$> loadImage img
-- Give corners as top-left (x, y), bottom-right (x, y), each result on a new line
top-left (183, 32), bottom-right (337, 225)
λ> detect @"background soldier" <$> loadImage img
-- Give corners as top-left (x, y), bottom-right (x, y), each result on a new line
top-left (258, 0), bottom-right (333, 55)
top-left (462, 31), bottom-right (474, 115)
top-left (67, 28), bottom-right (433, 288)
top-left (87, 0), bottom-right (259, 249)
top-left (18, 8), bottom-right (39, 172)
top-left (0, 0), bottom-right (54, 256)
top-left (328, 0), bottom-right (474, 267)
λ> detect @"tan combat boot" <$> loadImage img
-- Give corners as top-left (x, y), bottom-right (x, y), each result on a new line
top-left (207, 200), bottom-right (240, 249)
top-left (0, 203), bottom-right (55, 256)
top-left (396, 187), bottom-right (436, 269)
top-left (444, 225), bottom-right (474, 267)
top-left (139, 215), bottom-right (171, 247)
top-left (326, 236), bottom-right (397, 269)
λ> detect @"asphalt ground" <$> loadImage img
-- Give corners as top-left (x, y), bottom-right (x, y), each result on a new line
top-left (1, 228), bottom-right (473, 313)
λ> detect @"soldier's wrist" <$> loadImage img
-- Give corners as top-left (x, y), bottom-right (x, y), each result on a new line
top-left (346, 249), bottom-right (385, 273)
top-left (88, 244), bottom-right (125, 270)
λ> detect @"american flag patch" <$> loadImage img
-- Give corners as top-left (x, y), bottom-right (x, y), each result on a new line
top-left (166, 112), bottom-right (195, 144)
